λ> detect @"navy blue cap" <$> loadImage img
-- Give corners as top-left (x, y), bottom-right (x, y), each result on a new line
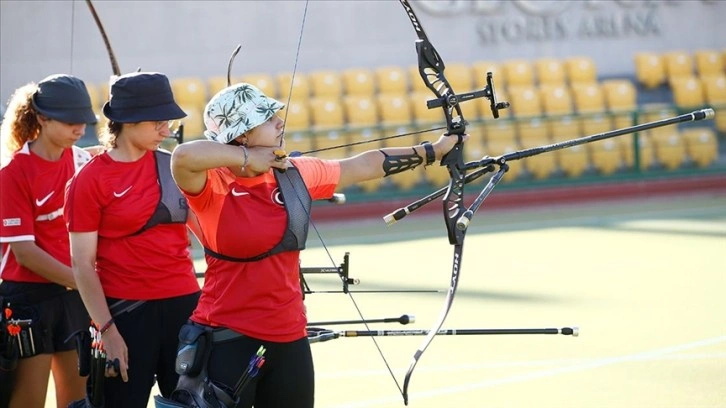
top-left (103, 72), bottom-right (187, 123)
top-left (31, 74), bottom-right (97, 124)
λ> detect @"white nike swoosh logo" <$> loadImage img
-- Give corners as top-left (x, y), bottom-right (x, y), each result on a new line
top-left (231, 188), bottom-right (249, 197)
top-left (113, 186), bottom-right (133, 198)
top-left (35, 192), bottom-right (54, 207)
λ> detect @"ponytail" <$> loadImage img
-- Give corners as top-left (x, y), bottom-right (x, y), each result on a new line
top-left (0, 83), bottom-right (41, 165)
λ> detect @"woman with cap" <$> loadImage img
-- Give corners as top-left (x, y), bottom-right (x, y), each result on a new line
top-left (167, 83), bottom-right (463, 408)
top-left (64, 72), bottom-right (201, 408)
top-left (0, 74), bottom-right (96, 408)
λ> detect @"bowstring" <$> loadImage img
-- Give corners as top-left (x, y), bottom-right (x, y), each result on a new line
top-left (281, 0), bottom-right (404, 397)
top-left (69, 1), bottom-right (76, 73)
top-left (280, 0), bottom-right (309, 148)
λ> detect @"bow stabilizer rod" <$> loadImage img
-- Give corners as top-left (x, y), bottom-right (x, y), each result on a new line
top-left (385, 108), bottom-right (716, 226)
top-left (308, 326), bottom-right (579, 344)
top-left (307, 314), bottom-right (415, 327)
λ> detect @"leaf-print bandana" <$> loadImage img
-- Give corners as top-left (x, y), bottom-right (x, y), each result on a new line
top-left (203, 83), bottom-right (285, 144)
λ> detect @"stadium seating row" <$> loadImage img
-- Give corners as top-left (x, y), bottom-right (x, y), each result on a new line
top-left (160, 80), bottom-right (640, 137)
top-left (83, 57), bottom-right (602, 115)
top-left (634, 49), bottom-right (725, 89)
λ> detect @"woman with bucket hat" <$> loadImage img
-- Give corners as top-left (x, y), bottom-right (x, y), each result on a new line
top-left (0, 74), bottom-right (96, 408)
top-left (64, 72), bottom-right (201, 408)
top-left (162, 83), bottom-right (463, 408)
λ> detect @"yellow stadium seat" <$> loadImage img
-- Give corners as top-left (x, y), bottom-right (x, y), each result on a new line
top-left (580, 113), bottom-right (613, 136)
top-left (463, 123), bottom-right (487, 162)
top-left (408, 65), bottom-right (430, 93)
top-left (571, 83), bottom-right (605, 114)
top-left (681, 127), bottom-right (718, 167)
top-left (602, 79), bottom-right (637, 129)
top-left (410, 92), bottom-right (441, 124)
top-left (663, 51), bottom-right (694, 82)
top-left (535, 58), bottom-right (566, 85)
top-left (640, 105), bottom-right (677, 138)
top-left (99, 77), bottom-right (114, 103)
top-left (177, 104), bottom-right (205, 141)
top-left (343, 95), bottom-right (378, 126)
top-left (517, 119), bottom-right (555, 179)
top-left (375, 66), bottom-right (408, 94)
top-left (282, 100), bottom-right (310, 132)
top-left (565, 57), bottom-right (597, 85)
top-left (312, 129), bottom-right (348, 160)
top-left (308, 70), bottom-right (343, 98)
top-left (548, 116), bottom-right (580, 142)
top-left (557, 144), bottom-right (589, 178)
top-left (341, 68), bottom-right (375, 96)
top-left (622, 134), bottom-right (655, 171)
top-left (208, 76), bottom-right (233, 97)
top-left (547, 115), bottom-right (586, 177)
top-left (472, 61), bottom-right (504, 89)
top-left (241, 74), bottom-right (277, 98)
top-left (701, 75), bottom-right (726, 104)
top-left (376, 93), bottom-right (412, 125)
top-left (309, 97), bottom-right (344, 130)
top-left (694, 50), bottom-right (724, 77)
top-left (670, 76), bottom-right (705, 108)
top-left (700, 75), bottom-right (726, 132)
top-left (503, 60), bottom-right (535, 87)
top-left (171, 77), bottom-right (207, 111)
top-left (483, 119), bottom-right (517, 145)
top-left (517, 117), bottom-right (548, 144)
top-left (446, 63), bottom-right (474, 91)
top-left (85, 82), bottom-right (102, 115)
top-left (277, 73), bottom-right (310, 104)
top-left (508, 85), bottom-right (541, 117)
top-left (521, 147), bottom-right (556, 180)
top-left (651, 129), bottom-right (686, 170)
top-left (634, 52), bottom-right (666, 89)
top-left (540, 84), bottom-right (573, 115)
top-left (284, 131), bottom-right (313, 155)
top-left (589, 139), bottom-right (622, 175)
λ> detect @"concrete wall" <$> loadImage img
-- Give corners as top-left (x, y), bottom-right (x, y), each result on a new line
top-left (1, 0), bottom-right (724, 108)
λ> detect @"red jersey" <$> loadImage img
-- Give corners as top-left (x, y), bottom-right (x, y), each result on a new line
top-left (64, 150), bottom-right (199, 300)
top-left (0, 144), bottom-right (88, 282)
top-left (183, 157), bottom-right (339, 342)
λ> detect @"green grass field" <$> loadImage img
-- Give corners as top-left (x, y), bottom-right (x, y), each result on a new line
top-left (47, 193), bottom-right (726, 408)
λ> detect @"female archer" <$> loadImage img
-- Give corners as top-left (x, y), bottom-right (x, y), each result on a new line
top-left (165, 82), bottom-right (464, 408)
top-left (0, 74), bottom-right (96, 408)
top-left (65, 72), bottom-right (201, 408)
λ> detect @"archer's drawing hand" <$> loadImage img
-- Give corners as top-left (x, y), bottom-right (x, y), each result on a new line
top-left (245, 145), bottom-right (290, 173)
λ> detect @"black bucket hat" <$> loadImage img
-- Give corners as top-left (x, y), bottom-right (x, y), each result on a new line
top-left (31, 74), bottom-right (97, 124)
top-left (103, 72), bottom-right (187, 123)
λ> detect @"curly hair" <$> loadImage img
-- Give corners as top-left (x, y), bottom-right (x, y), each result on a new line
top-left (98, 120), bottom-right (122, 149)
top-left (0, 83), bottom-right (41, 161)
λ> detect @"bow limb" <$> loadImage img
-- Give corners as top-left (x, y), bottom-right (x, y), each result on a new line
top-left (398, 0), bottom-right (468, 404)
top-left (85, 0), bottom-right (121, 76)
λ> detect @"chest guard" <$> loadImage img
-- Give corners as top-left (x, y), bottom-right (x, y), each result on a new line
top-left (204, 166), bottom-right (311, 263)
top-left (136, 150), bottom-right (189, 234)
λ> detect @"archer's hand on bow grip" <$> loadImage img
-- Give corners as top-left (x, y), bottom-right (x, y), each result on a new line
top-left (434, 133), bottom-right (469, 159)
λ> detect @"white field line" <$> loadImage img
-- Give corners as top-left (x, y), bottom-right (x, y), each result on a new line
top-left (323, 335), bottom-right (726, 408)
